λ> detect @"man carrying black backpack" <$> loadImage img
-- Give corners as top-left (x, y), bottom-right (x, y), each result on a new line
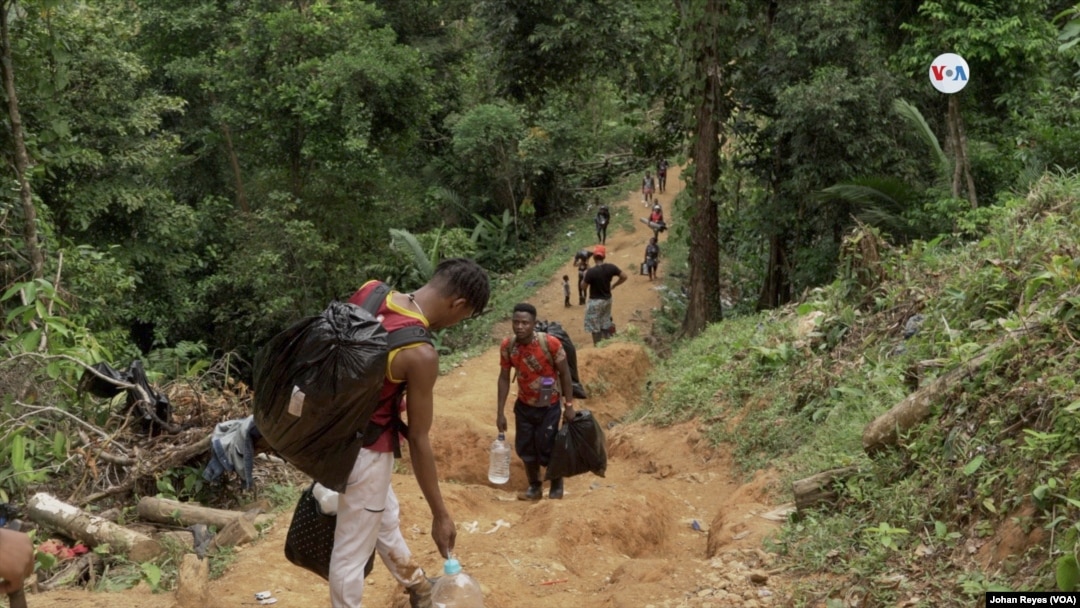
top-left (332, 259), bottom-right (489, 608)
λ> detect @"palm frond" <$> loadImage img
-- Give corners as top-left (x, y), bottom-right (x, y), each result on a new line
top-left (893, 98), bottom-right (950, 179)
top-left (819, 177), bottom-right (922, 239)
top-left (389, 228), bottom-right (435, 280)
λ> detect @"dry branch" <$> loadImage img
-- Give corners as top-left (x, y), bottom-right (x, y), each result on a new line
top-left (27, 492), bottom-right (163, 562)
top-left (78, 435), bottom-right (211, 506)
top-left (39, 553), bottom-right (98, 591)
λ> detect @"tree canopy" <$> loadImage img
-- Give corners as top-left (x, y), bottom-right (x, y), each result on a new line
top-left (1, 0), bottom-right (1076, 364)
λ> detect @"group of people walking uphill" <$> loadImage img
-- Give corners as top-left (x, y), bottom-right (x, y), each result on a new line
top-left (117, 163), bottom-right (675, 608)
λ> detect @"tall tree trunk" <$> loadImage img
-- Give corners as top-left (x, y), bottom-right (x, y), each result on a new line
top-left (947, 95), bottom-right (977, 208)
top-left (1, 1), bottom-right (44, 279)
top-left (758, 231), bottom-right (791, 309)
top-left (221, 121), bottom-right (250, 213)
top-left (209, 92), bottom-right (249, 213)
top-left (498, 147), bottom-right (519, 240)
top-left (681, 0), bottom-right (727, 337)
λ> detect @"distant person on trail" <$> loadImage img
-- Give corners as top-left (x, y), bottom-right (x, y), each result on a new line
top-left (582, 245), bottom-right (627, 346)
top-left (594, 205), bottom-right (610, 245)
top-left (562, 275), bottom-right (571, 307)
top-left (657, 158), bottom-right (668, 193)
top-left (573, 249), bottom-right (593, 305)
top-left (644, 237), bottom-right (660, 281)
top-left (0, 528), bottom-right (34, 594)
top-left (642, 171), bottom-right (655, 205)
top-left (496, 303), bottom-right (576, 500)
top-left (648, 204), bottom-right (666, 239)
top-left (649, 204), bottom-right (664, 224)
top-left (333, 258), bottom-right (490, 608)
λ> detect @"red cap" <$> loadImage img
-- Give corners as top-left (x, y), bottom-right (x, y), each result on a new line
top-left (593, 245), bottom-right (607, 258)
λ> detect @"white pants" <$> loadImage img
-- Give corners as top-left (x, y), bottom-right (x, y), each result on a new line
top-left (329, 448), bottom-right (423, 607)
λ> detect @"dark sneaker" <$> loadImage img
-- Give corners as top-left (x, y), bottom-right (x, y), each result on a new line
top-left (519, 482), bottom-right (543, 501)
top-left (549, 478), bottom-right (564, 499)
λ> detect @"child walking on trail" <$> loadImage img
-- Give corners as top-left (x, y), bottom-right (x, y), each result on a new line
top-left (642, 172), bottom-right (656, 204)
top-left (562, 275), bottom-right (571, 307)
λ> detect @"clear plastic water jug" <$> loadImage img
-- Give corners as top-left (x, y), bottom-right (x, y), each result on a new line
top-left (431, 558), bottom-right (484, 608)
top-left (488, 433), bottom-right (511, 485)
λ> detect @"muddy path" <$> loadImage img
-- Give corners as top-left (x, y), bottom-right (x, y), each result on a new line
top-left (30, 167), bottom-right (792, 608)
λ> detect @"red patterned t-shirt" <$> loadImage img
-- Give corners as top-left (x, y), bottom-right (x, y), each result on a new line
top-left (500, 333), bottom-right (566, 406)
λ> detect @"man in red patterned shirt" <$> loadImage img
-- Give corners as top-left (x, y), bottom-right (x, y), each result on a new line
top-left (496, 303), bottom-right (576, 500)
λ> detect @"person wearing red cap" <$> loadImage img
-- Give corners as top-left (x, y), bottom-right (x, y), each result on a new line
top-left (582, 245), bottom-right (627, 346)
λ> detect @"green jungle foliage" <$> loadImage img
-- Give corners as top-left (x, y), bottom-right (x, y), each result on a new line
top-left (1, 0), bottom-right (1080, 598)
top-left (641, 173), bottom-right (1080, 601)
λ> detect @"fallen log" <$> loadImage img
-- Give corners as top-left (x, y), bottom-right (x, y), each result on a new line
top-left (27, 493), bottom-right (163, 562)
top-left (137, 496), bottom-right (273, 529)
top-left (862, 328), bottom-right (1032, 456)
top-left (792, 467), bottom-right (858, 513)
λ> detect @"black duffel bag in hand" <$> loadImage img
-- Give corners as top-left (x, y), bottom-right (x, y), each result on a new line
top-left (545, 409), bottom-right (607, 480)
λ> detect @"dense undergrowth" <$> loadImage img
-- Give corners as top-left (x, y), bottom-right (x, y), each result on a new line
top-left (638, 173), bottom-right (1080, 604)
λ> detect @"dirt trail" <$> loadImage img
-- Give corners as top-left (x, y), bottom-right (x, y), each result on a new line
top-left (30, 167), bottom-right (790, 608)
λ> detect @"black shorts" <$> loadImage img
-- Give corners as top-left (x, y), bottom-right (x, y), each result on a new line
top-left (513, 400), bottom-right (562, 466)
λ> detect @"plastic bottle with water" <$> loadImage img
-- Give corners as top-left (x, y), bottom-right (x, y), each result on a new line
top-left (537, 376), bottom-right (555, 405)
top-left (431, 557), bottom-right (484, 608)
top-left (487, 433), bottom-right (511, 485)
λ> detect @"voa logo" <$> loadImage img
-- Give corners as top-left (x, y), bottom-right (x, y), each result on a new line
top-left (929, 53), bottom-right (970, 94)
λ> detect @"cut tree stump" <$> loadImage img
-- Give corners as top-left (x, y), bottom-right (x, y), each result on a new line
top-left (176, 554), bottom-right (209, 608)
top-left (209, 515), bottom-right (258, 550)
top-left (27, 493), bottom-right (163, 561)
top-left (137, 496), bottom-right (273, 529)
top-left (792, 467), bottom-right (858, 514)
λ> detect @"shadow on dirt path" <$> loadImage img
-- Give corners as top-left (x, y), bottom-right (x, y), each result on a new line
top-left (30, 167), bottom-right (794, 608)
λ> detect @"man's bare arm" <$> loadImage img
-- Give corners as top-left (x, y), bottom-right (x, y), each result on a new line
top-left (397, 346), bottom-right (456, 558)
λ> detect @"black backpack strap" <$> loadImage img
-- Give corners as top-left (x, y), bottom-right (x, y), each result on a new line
top-left (359, 282), bottom-right (392, 315)
top-left (387, 325), bottom-right (432, 350)
top-left (357, 286), bottom-right (433, 458)
top-left (358, 283), bottom-right (434, 349)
